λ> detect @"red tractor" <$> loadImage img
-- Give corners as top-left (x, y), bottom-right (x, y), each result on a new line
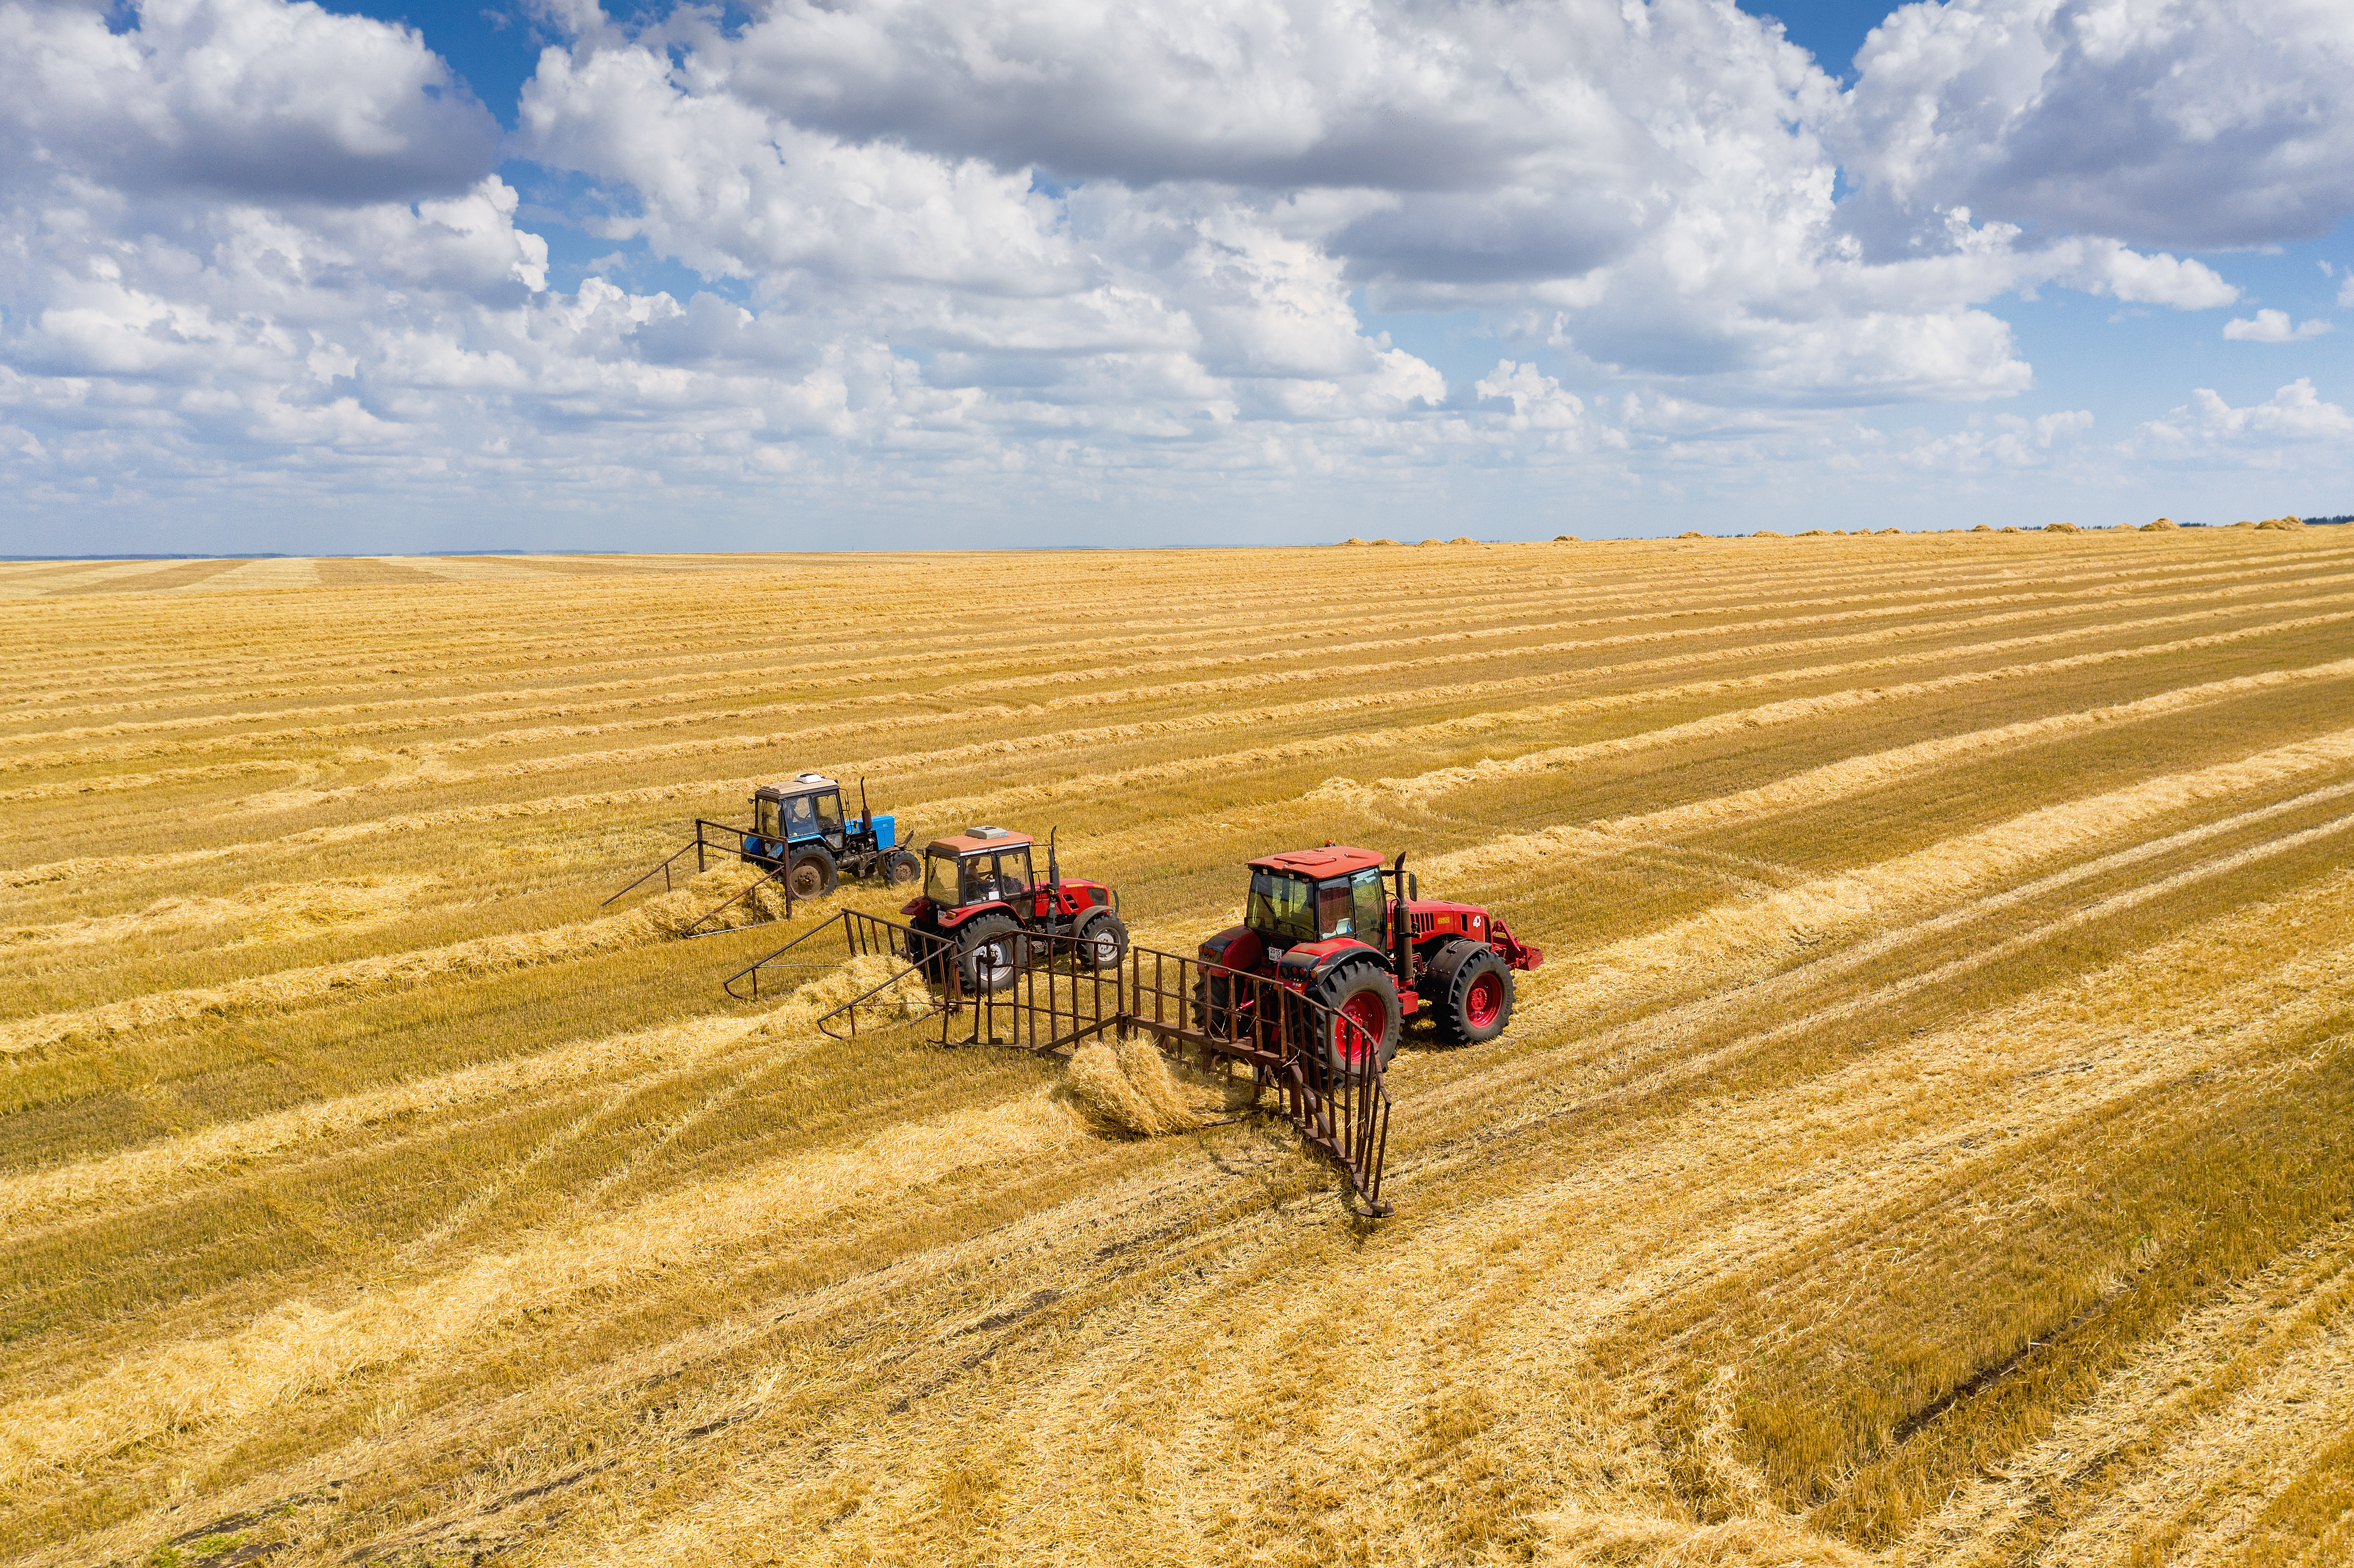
top-left (901, 826), bottom-right (1129, 993)
top-left (1195, 846), bottom-right (1542, 1071)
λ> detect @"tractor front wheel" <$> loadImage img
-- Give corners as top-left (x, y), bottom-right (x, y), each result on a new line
top-left (1193, 971), bottom-right (1236, 1038)
top-left (882, 850), bottom-right (921, 887)
top-left (786, 848), bottom-right (838, 900)
top-left (1310, 959), bottom-right (1400, 1076)
top-left (1074, 909), bottom-right (1129, 970)
top-left (1426, 940), bottom-right (1514, 1046)
top-left (957, 913), bottom-right (1025, 995)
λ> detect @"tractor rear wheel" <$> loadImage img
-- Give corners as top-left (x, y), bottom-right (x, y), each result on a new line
top-left (1073, 909), bottom-right (1128, 970)
top-left (1426, 940), bottom-right (1514, 1046)
top-left (957, 913), bottom-right (1025, 994)
top-left (786, 847), bottom-right (838, 900)
top-left (1310, 959), bottom-right (1400, 1076)
top-left (882, 849), bottom-right (921, 887)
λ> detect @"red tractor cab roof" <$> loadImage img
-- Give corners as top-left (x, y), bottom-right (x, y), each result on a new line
top-left (926, 826), bottom-right (1034, 858)
top-left (1248, 845), bottom-right (1387, 878)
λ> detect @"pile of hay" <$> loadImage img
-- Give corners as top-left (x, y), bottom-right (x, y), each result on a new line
top-left (1552, 533), bottom-right (1580, 542)
top-left (1676, 530), bottom-right (1707, 539)
top-left (1874, 526), bottom-right (1902, 535)
top-left (2143, 516), bottom-right (2178, 530)
top-left (1341, 536), bottom-right (1369, 545)
top-left (1796, 528), bottom-right (1830, 537)
top-left (1999, 525), bottom-right (2023, 534)
top-left (1970, 523), bottom-right (1994, 532)
top-left (638, 863), bottom-right (792, 937)
top-left (2044, 521), bottom-right (2081, 533)
top-left (1061, 1038), bottom-right (1202, 1136)
top-left (754, 953), bottom-right (933, 1036)
top-left (1752, 529), bottom-right (1787, 538)
top-left (2257, 516), bottom-right (2306, 530)
top-left (1448, 535), bottom-right (1479, 545)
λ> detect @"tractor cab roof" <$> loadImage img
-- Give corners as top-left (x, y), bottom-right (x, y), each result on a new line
top-left (1249, 845), bottom-right (1386, 879)
top-left (926, 825), bottom-right (1033, 857)
top-left (754, 772), bottom-right (839, 800)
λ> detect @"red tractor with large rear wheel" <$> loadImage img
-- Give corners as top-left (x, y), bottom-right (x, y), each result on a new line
top-left (901, 826), bottom-right (1129, 994)
top-left (1194, 846), bottom-right (1542, 1073)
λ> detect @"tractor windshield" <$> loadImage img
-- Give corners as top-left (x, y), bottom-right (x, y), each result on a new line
top-left (925, 852), bottom-right (962, 906)
top-left (1246, 870), bottom-right (1317, 946)
top-left (781, 794), bottom-right (819, 837)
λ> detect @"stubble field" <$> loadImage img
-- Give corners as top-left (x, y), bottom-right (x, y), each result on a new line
top-left (3, 531), bottom-right (2351, 1568)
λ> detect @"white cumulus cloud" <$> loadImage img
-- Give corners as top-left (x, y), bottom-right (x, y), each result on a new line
top-left (1, 0), bottom-right (2351, 543)
top-left (2223, 310), bottom-right (2334, 343)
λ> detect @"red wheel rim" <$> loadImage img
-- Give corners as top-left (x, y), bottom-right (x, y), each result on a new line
top-left (1465, 971), bottom-right (1503, 1029)
top-left (1337, 991), bottom-right (1386, 1066)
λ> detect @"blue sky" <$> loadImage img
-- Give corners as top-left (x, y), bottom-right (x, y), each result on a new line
top-left (5, 0), bottom-right (2351, 553)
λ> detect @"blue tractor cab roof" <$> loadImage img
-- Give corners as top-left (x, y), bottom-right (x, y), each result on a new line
top-left (753, 773), bottom-right (840, 801)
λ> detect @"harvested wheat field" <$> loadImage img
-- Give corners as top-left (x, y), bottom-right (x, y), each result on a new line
top-left (5, 530), bottom-right (2354, 1568)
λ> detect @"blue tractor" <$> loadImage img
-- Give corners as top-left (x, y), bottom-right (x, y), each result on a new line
top-left (743, 773), bottom-right (921, 900)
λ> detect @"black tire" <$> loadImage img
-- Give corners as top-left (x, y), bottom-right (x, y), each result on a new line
top-left (907, 924), bottom-right (952, 984)
top-left (957, 913), bottom-right (1024, 994)
top-left (882, 849), bottom-right (921, 887)
top-left (1426, 940), bottom-right (1514, 1046)
top-left (1073, 909), bottom-right (1128, 970)
top-left (1193, 971), bottom-right (1238, 1038)
top-left (786, 848), bottom-right (838, 900)
top-left (1310, 958), bottom-right (1401, 1075)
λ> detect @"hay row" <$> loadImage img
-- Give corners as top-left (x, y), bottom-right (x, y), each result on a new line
top-left (0, 1086), bottom-right (1087, 1487)
top-left (1371, 637), bottom-right (2354, 809)
top-left (0, 865), bottom-right (784, 1058)
top-left (1904, 1220), bottom-right (2354, 1566)
top-left (1436, 723), bottom-right (2354, 1035)
top-left (893, 597), bottom-right (2354, 835)
top-left (250, 581), bottom-right (2354, 827)
top-left (9, 536), bottom-right (2325, 725)
top-left (54, 549), bottom-right (2346, 779)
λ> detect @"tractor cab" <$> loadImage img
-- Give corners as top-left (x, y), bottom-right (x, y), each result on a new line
top-left (1244, 845), bottom-right (1389, 953)
top-left (918, 827), bottom-right (1035, 919)
top-left (749, 773), bottom-right (847, 859)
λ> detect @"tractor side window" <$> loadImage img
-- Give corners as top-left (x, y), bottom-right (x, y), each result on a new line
top-left (1246, 871), bottom-right (1316, 946)
top-left (755, 799), bottom-right (779, 839)
top-left (784, 795), bottom-right (817, 835)
top-left (996, 847), bottom-right (1032, 894)
top-left (815, 792), bottom-right (845, 837)
top-left (1316, 878), bottom-right (1354, 937)
top-left (1350, 869), bottom-right (1384, 944)
top-left (925, 854), bottom-right (961, 906)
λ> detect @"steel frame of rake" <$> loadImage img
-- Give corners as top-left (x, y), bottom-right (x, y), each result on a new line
top-left (726, 909), bottom-right (1394, 1217)
top-left (602, 817), bottom-right (798, 938)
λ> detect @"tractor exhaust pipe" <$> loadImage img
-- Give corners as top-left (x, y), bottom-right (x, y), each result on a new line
top-left (858, 776), bottom-right (874, 836)
top-left (1048, 826), bottom-right (1063, 906)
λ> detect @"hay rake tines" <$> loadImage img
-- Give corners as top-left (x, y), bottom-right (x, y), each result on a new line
top-left (601, 819), bottom-right (746, 907)
top-left (606, 818), bottom-right (801, 938)
top-left (720, 915), bottom-right (1394, 1216)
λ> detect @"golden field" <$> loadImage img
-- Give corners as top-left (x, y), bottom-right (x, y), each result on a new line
top-left (3, 530), bottom-right (2352, 1568)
